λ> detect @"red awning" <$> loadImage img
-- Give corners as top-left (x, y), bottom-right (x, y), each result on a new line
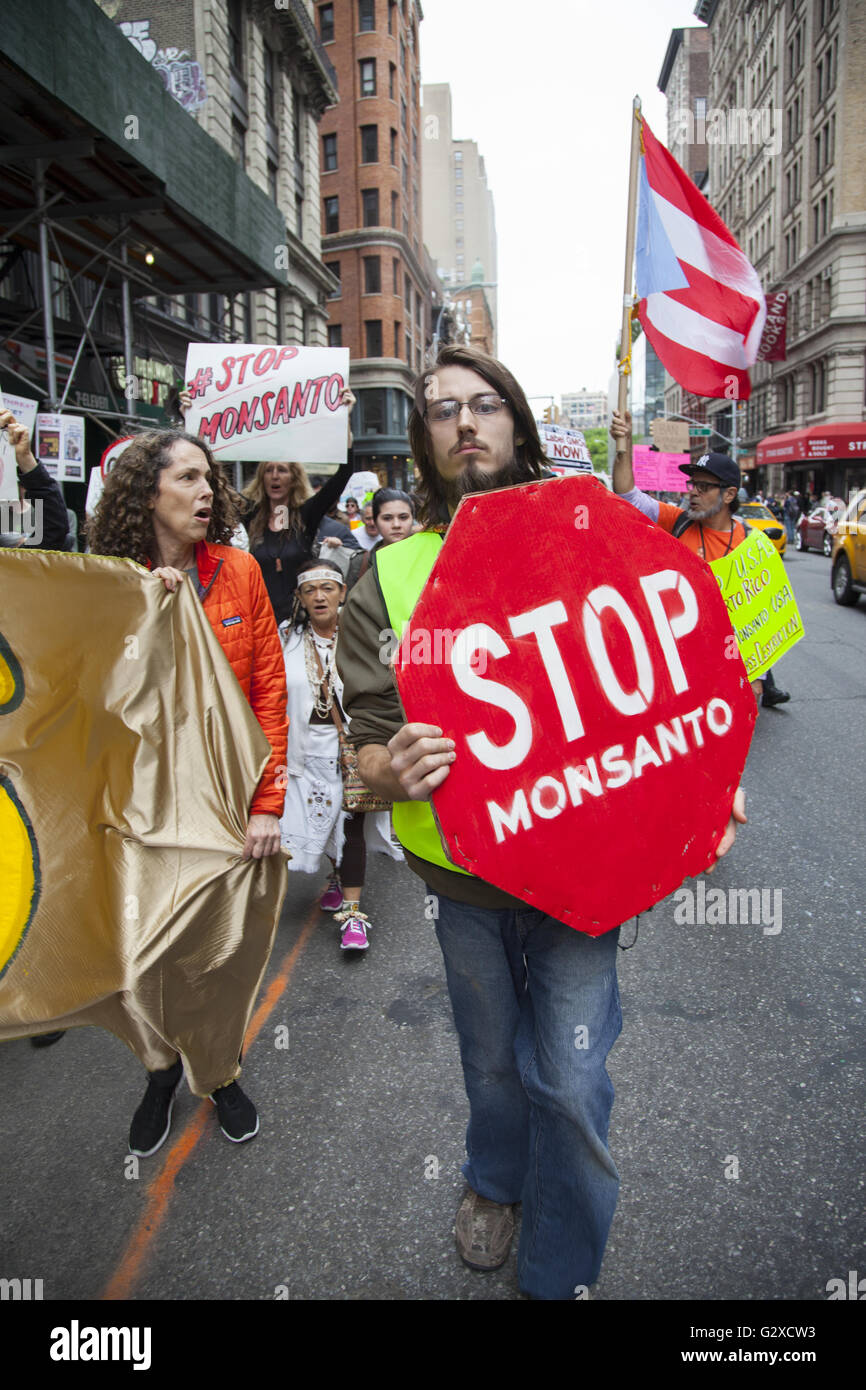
top-left (756, 422), bottom-right (866, 466)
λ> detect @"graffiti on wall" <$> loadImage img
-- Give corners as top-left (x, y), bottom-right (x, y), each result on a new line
top-left (118, 20), bottom-right (208, 115)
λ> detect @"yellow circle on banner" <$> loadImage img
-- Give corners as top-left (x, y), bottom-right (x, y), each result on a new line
top-left (0, 777), bottom-right (38, 974)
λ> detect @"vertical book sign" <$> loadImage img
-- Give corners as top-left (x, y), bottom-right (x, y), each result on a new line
top-left (183, 344), bottom-right (350, 464)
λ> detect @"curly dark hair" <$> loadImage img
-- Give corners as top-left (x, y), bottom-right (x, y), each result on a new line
top-left (87, 430), bottom-right (240, 564)
top-left (408, 345), bottom-right (548, 527)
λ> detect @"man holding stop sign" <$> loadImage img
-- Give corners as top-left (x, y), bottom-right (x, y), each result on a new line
top-left (338, 346), bottom-right (749, 1300)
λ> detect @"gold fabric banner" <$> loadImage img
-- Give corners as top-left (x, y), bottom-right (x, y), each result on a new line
top-left (0, 549), bottom-right (287, 1095)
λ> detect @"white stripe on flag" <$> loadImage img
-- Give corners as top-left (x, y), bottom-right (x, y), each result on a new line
top-left (643, 294), bottom-right (750, 369)
top-left (650, 189), bottom-right (764, 307)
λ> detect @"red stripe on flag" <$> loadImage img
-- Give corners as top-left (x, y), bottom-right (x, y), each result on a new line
top-left (641, 120), bottom-right (737, 246)
top-left (662, 261), bottom-right (762, 333)
top-left (638, 301), bottom-right (752, 401)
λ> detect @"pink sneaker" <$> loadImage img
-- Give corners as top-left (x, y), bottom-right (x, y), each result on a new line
top-left (320, 875), bottom-right (343, 913)
top-left (335, 908), bottom-right (370, 951)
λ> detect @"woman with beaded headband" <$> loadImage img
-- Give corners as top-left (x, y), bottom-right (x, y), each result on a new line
top-left (278, 556), bottom-right (401, 952)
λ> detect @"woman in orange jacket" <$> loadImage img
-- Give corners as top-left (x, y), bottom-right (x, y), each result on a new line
top-left (88, 429), bottom-right (287, 1155)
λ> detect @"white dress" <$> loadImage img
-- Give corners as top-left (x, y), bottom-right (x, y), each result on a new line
top-left (278, 626), bottom-right (401, 873)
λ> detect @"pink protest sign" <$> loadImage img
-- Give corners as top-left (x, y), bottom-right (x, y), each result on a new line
top-left (633, 446), bottom-right (690, 492)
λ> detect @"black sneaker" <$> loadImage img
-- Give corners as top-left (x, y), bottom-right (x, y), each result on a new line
top-left (30, 1030), bottom-right (66, 1048)
top-left (762, 686), bottom-right (791, 708)
top-left (129, 1059), bottom-right (183, 1157)
top-left (210, 1081), bottom-right (259, 1143)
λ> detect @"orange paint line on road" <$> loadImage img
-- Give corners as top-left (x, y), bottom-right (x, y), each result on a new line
top-left (102, 903), bottom-right (321, 1302)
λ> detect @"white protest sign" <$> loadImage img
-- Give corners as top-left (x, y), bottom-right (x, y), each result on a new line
top-left (183, 344), bottom-right (350, 464)
top-left (36, 412), bottom-right (86, 482)
top-left (85, 436), bottom-right (135, 516)
top-left (0, 391), bottom-right (39, 502)
top-left (342, 470), bottom-right (380, 507)
top-left (537, 422), bottom-right (593, 472)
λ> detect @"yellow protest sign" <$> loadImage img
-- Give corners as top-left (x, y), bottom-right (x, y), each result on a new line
top-left (710, 528), bottom-right (804, 680)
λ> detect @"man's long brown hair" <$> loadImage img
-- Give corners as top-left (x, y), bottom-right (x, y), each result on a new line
top-left (408, 345), bottom-right (548, 527)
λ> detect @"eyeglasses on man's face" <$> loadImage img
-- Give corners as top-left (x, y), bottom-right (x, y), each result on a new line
top-left (426, 393), bottom-right (508, 425)
top-left (686, 478), bottom-right (723, 495)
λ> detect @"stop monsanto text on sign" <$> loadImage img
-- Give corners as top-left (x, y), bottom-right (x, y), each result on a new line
top-left (183, 343), bottom-right (350, 465)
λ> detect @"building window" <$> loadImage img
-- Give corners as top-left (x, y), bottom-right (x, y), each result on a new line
top-left (267, 160), bottom-right (278, 202)
top-left (358, 0), bottom-right (375, 31)
top-left (401, 99), bottom-right (408, 133)
top-left (361, 188), bottom-right (379, 226)
top-left (389, 63), bottom-right (396, 100)
top-left (404, 276), bottom-right (411, 310)
top-left (365, 320), bottom-right (383, 357)
top-left (412, 129), bottom-right (418, 162)
top-left (360, 124), bottom-right (378, 163)
top-left (325, 261), bottom-right (341, 298)
top-left (393, 258), bottom-right (400, 294)
top-left (402, 157), bottom-right (408, 192)
top-left (390, 128), bottom-right (398, 164)
top-left (810, 359), bottom-right (826, 413)
top-left (364, 256), bottom-right (381, 294)
top-left (405, 330), bottom-right (412, 362)
top-left (391, 191), bottom-right (398, 227)
top-left (296, 195), bottom-right (304, 239)
top-left (232, 118), bottom-right (246, 168)
top-left (359, 59), bottom-right (376, 98)
top-left (322, 133), bottom-right (337, 171)
top-left (328, 324), bottom-right (342, 347)
top-left (388, 0), bottom-right (397, 35)
top-left (454, 150), bottom-right (462, 162)
top-left (362, 389), bottom-right (386, 434)
top-left (319, 3), bottom-right (335, 43)
top-left (264, 46), bottom-right (277, 125)
top-left (324, 196), bottom-right (339, 234)
top-left (228, 0), bottom-right (244, 74)
top-left (394, 321), bottom-right (401, 357)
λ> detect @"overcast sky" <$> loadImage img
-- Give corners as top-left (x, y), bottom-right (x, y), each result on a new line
top-left (420, 0), bottom-right (704, 406)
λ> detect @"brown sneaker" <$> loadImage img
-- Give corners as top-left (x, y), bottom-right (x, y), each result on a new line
top-left (455, 1187), bottom-right (515, 1271)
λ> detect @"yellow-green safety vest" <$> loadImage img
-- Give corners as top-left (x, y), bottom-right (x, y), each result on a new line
top-left (374, 532), bottom-right (470, 876)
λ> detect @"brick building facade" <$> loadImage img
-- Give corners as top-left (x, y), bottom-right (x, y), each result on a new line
top-left (316, 0), bottom-right (432, 485)
top-left (663, 0), bottom-right (866, 499)
top-left (100, 0), bottom-right (338, 353)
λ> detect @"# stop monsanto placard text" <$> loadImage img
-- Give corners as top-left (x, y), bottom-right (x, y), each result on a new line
top-left (183, 344), bottom-right (350, 464)
top-left (709, 527), bottom-right (804, 681)
top-left (393, 479), bottom-right (757, 935)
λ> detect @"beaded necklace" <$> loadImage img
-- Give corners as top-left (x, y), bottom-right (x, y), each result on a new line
top-left (304, 623), bottom-right (338, 717)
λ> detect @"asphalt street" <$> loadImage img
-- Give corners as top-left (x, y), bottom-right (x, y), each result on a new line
top-left (1, 546), bottom-right (863, 1304)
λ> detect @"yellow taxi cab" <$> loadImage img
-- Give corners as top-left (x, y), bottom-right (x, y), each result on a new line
top-left (831, 489), bottom-right (866, 606)
top-left (738, 502), bottom-right (787, 555)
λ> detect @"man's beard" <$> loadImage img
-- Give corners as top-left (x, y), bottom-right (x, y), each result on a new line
top-left (441, 456), bottom-right (530, 511)
top-left (690, 493), bottom-right (726, 522)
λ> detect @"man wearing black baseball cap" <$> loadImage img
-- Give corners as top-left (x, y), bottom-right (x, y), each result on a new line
top-left (610, 413), bottom-right (790, 707)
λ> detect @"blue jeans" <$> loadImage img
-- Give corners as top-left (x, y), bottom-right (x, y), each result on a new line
top-left (432, 889), bottom-right (622, 1300)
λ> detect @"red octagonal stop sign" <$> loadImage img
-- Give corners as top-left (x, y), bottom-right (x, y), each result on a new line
top-left (393, 476), bottom-right (756, 934)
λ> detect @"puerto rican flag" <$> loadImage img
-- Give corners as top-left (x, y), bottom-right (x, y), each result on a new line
top-left (636, 119), bottom-right (766, 400)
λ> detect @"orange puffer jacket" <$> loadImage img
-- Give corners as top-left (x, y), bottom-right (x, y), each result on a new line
top-left (195, 540), bottom-right (288, 817)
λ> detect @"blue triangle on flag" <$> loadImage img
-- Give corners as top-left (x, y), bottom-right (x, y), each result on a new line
top-left (635, 160), bottom-right (690, 297)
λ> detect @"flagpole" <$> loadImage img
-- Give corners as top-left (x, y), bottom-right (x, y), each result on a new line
top-left (615, 96), bottom-right (642, 458)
